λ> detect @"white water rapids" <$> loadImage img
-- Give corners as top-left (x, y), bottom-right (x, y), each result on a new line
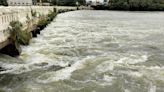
top-left (0, 10), bottom-right (164, 92)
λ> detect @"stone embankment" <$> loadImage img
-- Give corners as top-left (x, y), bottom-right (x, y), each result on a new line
top-left (0, 6), bottom-right (78, 56)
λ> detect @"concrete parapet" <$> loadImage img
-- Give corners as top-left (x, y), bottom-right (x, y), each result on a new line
top-left (0, 6), bottom-right (55, 46)
top-left (0, 6), bottom-right (54, 31)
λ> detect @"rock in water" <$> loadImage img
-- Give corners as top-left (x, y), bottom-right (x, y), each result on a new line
top-left (48, 65), bottom-right (64, 71)
top-left (34, 62), bottom-right (49, 67)
top-left (0, 66), bottom-right (6, 72)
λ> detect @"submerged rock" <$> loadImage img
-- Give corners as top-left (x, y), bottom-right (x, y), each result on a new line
top-left (34, 62), bottom-right (49, 67)
top-left (0, 66), bottom-right (6, 72)
top-left (48, 63), bottom-right (72, 71)
top-left (48, 65), bottom-right (64, 71)
top-left (68, 64), bottom-right (71, 67)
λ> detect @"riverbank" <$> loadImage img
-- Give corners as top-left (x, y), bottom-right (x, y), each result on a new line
top-left (0, 6), bottom-right (78, 57)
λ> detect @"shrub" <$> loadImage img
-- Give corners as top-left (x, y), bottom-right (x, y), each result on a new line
top-left (37, 11), bottom-right (57, 30)
top-left (31, 9), bottom-right (37, 17)
top-left (9, 21), bottom-right (31, 45)
top-left (47, 11), bottom-right (57, 22)
top-left (37, 16), bottom-right (49, 30)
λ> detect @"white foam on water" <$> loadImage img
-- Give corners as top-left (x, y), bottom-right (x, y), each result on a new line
top-left (36, 56), bottom-right (95, 83)
top-left (96, 60), bottom-right (114, 73)
top-left (0, 53), bottom-right (70, 74)
top-left (124, 89), bottom-right (130, 92)
top-left (96, 75), bottom-right (115, 86)
top-left (149, 83), bottom-right (156, 92)
top-left (128, 71), bottom-right (143, 78)
top-left (103, 75), bottom-right (114, 82)
top-left (0, 63), bottom-right (31, 74)
top-left (116, 55), bottom-right (148, 65)
top-left (72, 75), bottom-right (116, 86)
top-left (0, 62), bottom-right (68, 75)
top-left (118, 70), bottom-right (143, 78)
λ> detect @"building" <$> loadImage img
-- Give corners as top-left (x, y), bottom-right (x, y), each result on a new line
top-left (7, 0), bottom-right (37, 6)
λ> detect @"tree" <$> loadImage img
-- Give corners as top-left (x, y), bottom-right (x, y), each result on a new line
top-left (0, 0), bottom-right (8, 6)
top-left (109, 0), bottom-right (164, 10)
top-left (51, 0), bottom-right (57, 5)
top-left (50, 0), bottom-right (86, 6)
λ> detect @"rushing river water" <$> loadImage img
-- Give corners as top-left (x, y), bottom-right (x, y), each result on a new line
top-left (0, 10), bottom-right (164, 92)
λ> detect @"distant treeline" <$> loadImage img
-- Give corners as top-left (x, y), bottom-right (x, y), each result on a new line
top-left (0, 0), bottom-right (85, 6)
top-left (51, 0), bottom-right (86, 6)
top-left (109, 0), bottom-right (164, 11)
top-left (36, 0), bottom-right (86, 6)
top-left (0, 0), bottom-right (8, 6)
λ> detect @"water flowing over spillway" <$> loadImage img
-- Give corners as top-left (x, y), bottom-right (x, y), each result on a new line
top-left (0, 10), bottom-right (164, 92)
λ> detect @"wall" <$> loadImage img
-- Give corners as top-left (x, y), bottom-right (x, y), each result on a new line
top-left (7, 0), bottom-right (33, 6)
top-left (0, 6), bottom-right (54, 49)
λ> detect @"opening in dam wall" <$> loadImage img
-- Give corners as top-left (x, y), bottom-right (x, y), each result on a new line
top-left (0, 6), bottom-right (78, 57)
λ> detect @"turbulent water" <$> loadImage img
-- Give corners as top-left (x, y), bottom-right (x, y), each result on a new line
top-left (0, 10), bottom-right (164, 92)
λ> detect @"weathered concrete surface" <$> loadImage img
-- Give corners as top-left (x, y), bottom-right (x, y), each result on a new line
top-left (0, 31), bottom-right (10, 50)
top-left (0, 6), bottom-right (54, 31)
top-left (0, 39), bottom-right (10, 50)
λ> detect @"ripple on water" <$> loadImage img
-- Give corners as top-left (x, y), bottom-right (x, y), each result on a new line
top-left (1, 10), bottom-right (164, 92)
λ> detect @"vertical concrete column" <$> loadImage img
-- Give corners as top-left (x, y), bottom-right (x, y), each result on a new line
top-left (0, 15), bottom-right (2, 25)
top-left (0, 15), bottom-right (3, 32)
top-left (1, 15), bottom-right (3, 25)
top-left (6, 14), bottom-right (10, 24)
top-left (2, 15), bottom-right (4, 24)
top-left (10, 13), bottom-right (13, 22)
top-left (8, 15), bottom-right (10, 23)
top-left (14, 12), bottom-right (16, 21)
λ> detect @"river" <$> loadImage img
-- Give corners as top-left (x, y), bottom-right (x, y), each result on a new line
top-left (0, 10), bottom-right (164, 92)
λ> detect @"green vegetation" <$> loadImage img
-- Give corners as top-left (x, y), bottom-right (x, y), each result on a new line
top-left (31, 10), bottom-right (37, 18)
top-left (37, 10), bottom-right (56, 30)
top-left (40, 0), bottom-right (85, 6)
top-left (47, 10), bottom-right (57, 22)
top-left (109, 0), bottom-right (164, 11)
top-left (0, 21), bottom-right (24, 56)
top-left (31, 9), bottom-right (57, 37)
top-left (9, 21), bottom-right (31, 45)
top-left (0, 0), bottom-right (8, 6)
top-left (37, 16), bottom-right (49, 30)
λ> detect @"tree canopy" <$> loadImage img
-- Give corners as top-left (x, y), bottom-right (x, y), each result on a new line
top-left (109, 0), bottom-right (164, 10)
top-left (0, 0), bottom-right (85, 6)
top-left (0, 0), bottom-right (8, 6)
top-left (51, 0), bottom-right (86, 6)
